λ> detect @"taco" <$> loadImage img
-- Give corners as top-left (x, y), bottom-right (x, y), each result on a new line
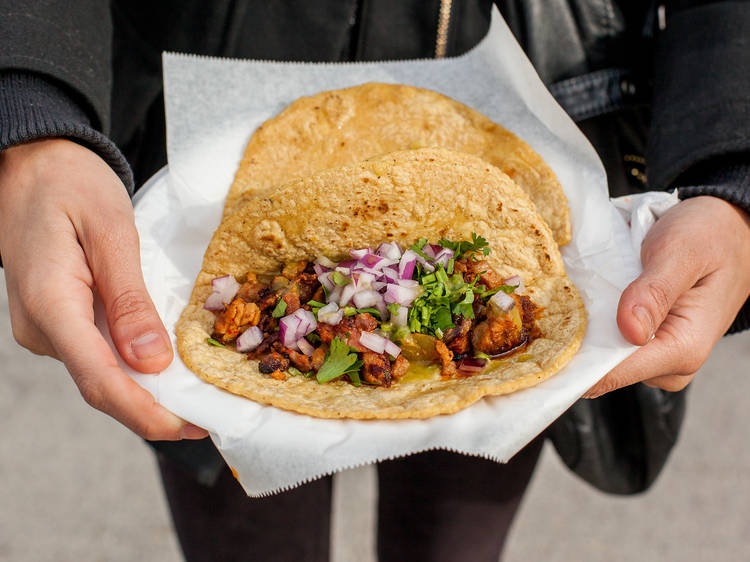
top-left (176, 148), bottom-right (586, 419)
top-left (224, 83), bottom-right (571, 245)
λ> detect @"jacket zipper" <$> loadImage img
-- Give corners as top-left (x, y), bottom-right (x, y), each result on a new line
top-left (435, 0), bottom-right (453, 58)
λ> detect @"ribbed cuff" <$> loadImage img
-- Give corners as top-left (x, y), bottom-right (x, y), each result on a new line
top-left (677, 155), bottom-right (750, 334)
top-left (0, 71), bottom-right (133, 194)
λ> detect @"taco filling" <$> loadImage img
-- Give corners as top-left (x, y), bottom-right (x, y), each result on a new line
top-left (204, 235), bottom-right (541, 387)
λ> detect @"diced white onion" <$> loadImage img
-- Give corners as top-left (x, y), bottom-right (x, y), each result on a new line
top-left (384, 338), bottom-right (402, 359)
top-left (296, 337), bottom-right (315, 356)
top-left (490, 291), bottom-right (515, 313)
top-left (391, 305), bottom-right (409, 327)
top-left (359, 331), bottom-right (386, 354)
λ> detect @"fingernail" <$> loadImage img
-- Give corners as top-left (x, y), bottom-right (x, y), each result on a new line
top-left (633, 305), bottom-right (653, 342)
top-left (180, 424), bottom-right (208, 440)
top-left (131, 332), bottom-right (170, 360)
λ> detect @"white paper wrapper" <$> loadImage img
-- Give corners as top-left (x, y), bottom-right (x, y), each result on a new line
top-left (96, 9), bottom-right (658, 496)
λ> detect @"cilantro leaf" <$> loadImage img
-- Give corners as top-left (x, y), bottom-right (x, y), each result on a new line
top-left (271, 299), bottom-right (287, 318)
top-left (316, 337), bottom-right (360, 383)
top-left (438, 232), bottom-right (491, 260)
top-left (206, 337), bottom-right (225, 347)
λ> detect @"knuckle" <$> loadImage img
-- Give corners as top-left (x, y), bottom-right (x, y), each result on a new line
top-left (644, 278), bottom-right (673, 319)
top-left (76, 376), bottom-right (108, 413)
top-left (108, 288), bottom-right (153, 328)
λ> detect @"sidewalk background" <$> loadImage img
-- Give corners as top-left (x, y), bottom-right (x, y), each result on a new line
top-left (1, 271), bottom-right (748, 561)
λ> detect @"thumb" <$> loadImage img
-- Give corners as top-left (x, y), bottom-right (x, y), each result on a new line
top-left (617, 241), bottom-right (701, 346)
top-left (80, 206), bottom-right (173, 373)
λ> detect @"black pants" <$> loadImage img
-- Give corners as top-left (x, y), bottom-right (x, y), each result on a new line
top-left (157, 437), bottom-right (544, 562)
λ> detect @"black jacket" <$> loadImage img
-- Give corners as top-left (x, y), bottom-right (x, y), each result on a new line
top-left (1, 0), bottom-right (749, 486)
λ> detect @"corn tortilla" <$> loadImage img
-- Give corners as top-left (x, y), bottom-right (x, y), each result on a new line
top-left (177, 148), bottom-right (586, 419)
top-left (224, 82), bottom-right (571, 245)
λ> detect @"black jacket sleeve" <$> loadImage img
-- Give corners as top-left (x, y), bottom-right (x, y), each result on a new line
top-left (0, 0), bottom-right (133, 192)
top-left (648, 1), bottom-right (750, 194)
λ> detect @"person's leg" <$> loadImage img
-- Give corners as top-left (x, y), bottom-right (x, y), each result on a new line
top-left (376, 436), bottom-right (544, 562)
top-left (157, 455), bottom-right (332, 562)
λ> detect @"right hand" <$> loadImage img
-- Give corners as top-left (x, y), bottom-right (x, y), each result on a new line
top-left (0, 139), bottom-right (207, 441)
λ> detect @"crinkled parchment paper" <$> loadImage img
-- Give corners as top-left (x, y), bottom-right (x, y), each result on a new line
top-left (96, 9), bottom-right (651, 496)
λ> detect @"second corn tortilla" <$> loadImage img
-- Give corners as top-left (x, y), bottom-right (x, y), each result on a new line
top-left (224, 82), bottom-right (571, 245)
top-left (178, 148), bottom-right (586, 419)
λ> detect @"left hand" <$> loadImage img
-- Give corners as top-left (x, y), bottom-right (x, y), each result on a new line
top-left (585, 195), bottom-right (750, 398)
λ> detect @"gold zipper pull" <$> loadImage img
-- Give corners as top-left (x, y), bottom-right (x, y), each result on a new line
top-left (435, 0), bottom-right (453, 58)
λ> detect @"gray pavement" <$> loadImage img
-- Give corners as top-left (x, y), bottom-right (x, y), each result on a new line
top-left (1, 269), bottom-right (749, 561)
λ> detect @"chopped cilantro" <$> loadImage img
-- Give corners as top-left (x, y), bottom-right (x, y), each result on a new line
top-left (409, 237), bottom-right (430, 259)
top-left (288, 366), bottom-right (314, 378)
top-left (271, 299), bottom-right (287, 318)
top-left (206, 337), bottom-right (225, 347)
top-left (316, 337), bottom-right (360, 383)
top-left (386, 302), bottom-right (401, 316)
top-left (306, 332), bottom-right (322, 344)
top-left (438, 232), bottom-right (491, 260)
top-left (343, 306), bottom-right (381, 318)
top-left (307, 300), bottom-right (326, 308)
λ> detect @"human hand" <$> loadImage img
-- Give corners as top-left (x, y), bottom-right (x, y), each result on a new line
top-left (0, 139), bottom-right (208, 440)
top-left (586, 195), bottom-right (750, 397)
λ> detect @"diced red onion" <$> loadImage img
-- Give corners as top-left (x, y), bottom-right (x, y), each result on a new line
top-left (313, 263), bottom-right (331, 276)
top-left (384, 283), bottom-right (419, 306)
top-left (503, 275), bottom-right (524, 293)
top-left (335, 266), bottom-right (351, 276)
top-left (399, 250), bottom-right (418, 279)
top-left (315, 255), bottom-right (337, 268)
top-left (422, 244), bottom-right (437, 259)
top-left (376, 242), bottom-right (403, 260)
top-left (327, 285), bottom-right (343, 304)
top-left (359, 331), bottom-right (387, 354)
top-left (337, 259), bottom-right (357, 269)
top-left (414, 253), bottom-right (435, 273)
top-left (457, 357), bottom-right (487, 373)
top-left (339, 283), bottom-right (357, 306)
top-left (396, 278), bottom-right (419, 289)
top-left (361, 253), bottom-right (397, 269)
top-left (372, 281), bottom-right (387, 291)
top-left (434, 248), bottom-right (454, 267)
top-left (353, 289), bottom-right (379, 309)
top-left (352, 271), bottom-right (376, 288)
top-left (236, 326), bottom-right (263, 352)
top-left (204, 275), bottom-right (241, 311)
top-left (382, 267), bottom-right (400, 283)
top-left (384, 338), bottom-right (402, 359)
top-left (296, 337), bottom-right (315, 356)
top-left (279, 315), bottom-right (302, 348)
top-left (349, 248), bottom-right (371, 260)
top-left (317, 271), bottom-right (335, 292)
top-left (291, 309), bottom-right (317, 336)
top-left (374, 292), bottom-right (387, 319)
top-left (490, 291), bottom-right (515, 312)
top-left (318, 302), bottom-right (344, 325)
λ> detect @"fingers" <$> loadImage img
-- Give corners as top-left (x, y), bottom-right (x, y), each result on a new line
top-left (39, 293), bottom-right (207, 440)
top-left (616, 240), bottom-right (702, 346)
top-left (586, 276), bottom-right (722, 398)
top-left (75, 203), bottom-right (174, 374)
